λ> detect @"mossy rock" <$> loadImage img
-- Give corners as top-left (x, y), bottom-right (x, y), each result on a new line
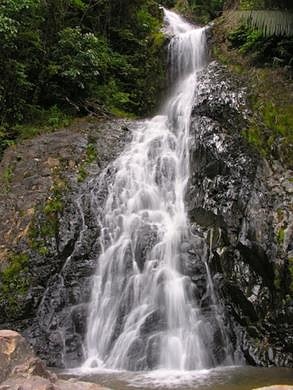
top-left (0, 252), bottom-right (30, 321)
top-left (212, 14), bottom-right (293, 169)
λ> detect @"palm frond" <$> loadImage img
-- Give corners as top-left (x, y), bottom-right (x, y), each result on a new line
top-left (233, 10), bottom-right (293, 37)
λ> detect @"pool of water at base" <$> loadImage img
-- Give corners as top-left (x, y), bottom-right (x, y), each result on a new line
top-left (56, 366), bottom-right (293, 390)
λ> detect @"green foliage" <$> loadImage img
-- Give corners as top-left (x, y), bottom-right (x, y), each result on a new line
top-left (1, 253), bottom-right (29, 287)
top-left (234, 10), bottom-right (293, 37)
top-left (29, 175), bottom-right (67, 254)
top-left (70, 0), bottom-right (86, 10)
top-left (243, 99), bottom-right (293, 167)
top-left (239, 0), bottom-right (292, 11)
top-left (46, 106), bottom-right (71, 128)
top-left (95, 79), bottom-right (131, 114)
top-left (0, 106), bottom-right (71, 158)
top-left (1, 165), bottom-right (13, 192)
top-left (239, 0), bottom-right (266, 10)
top-left (51, 28), bottom-right (116, 101)
top-left (44, 196), bottom-right (63, 215)
top-left (85, 143), bottom-right (98, 164)
top-left (0, 0), bottom-right (43, 125)
top-left (277, 227), bottom-right (285, 245)
top-left (175, 0), bottom-right (225, 24)
top-left (289, 257), bottom-right (293, 294)
top-left (137, 6), bottom-right (161, 32)
top-left (77, 142), bottom-right (98, 182)
top-left (13, 106), bottom-right (71, 139)
top-left (77, 164), bottom-right (88, 182)
top-left (214, 14), bottom-right (293, 169)
top-left (228, 24), bottom-right (293, 66)
top-left (0, 0), bottom-right (166, 154)
top-left (43, 178), bottom-right (65, 232)
top-left (0, 252), bottom-right (30, 318)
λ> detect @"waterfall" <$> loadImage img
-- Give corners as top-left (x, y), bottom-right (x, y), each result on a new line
top-left (82, 9), bottom-right (231, 371)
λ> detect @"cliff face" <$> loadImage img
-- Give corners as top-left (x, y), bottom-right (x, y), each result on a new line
top-left (0, 63), bottom-right (292, 368)
top-left (187, 61), bottom-right (292, 366)
top-left (0, 118), bottom-right (132, 367)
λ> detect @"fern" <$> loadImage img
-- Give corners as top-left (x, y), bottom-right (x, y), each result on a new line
top-left (233, 10), bottom-right (293, 37)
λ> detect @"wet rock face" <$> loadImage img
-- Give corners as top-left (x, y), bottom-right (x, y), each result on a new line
top-left (0, 118), bottom-right (132, 367)
top-left (187, 61), bottom-right (293, 367)
top-left (0, 62), bottom-right (292, 369)
top-left (24, 122), bottom-right (132, 368)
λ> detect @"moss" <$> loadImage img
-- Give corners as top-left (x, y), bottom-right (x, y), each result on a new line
top-left (77, 142), bottom-right (99, 182)
top-left (276, 208), bottom-right (284, 223)
top-left (77, 165), bottom-right (87, 182)
top-left (277, 227), bottom-right (285, 246)
top-left (1, 165), bottom-right (14, 192)
top-left (11, 106), bottom-right (72, 141)
top-left (151, 30), bottom-right (165, 48)
top-left (110, 107), bottom-right (136, 119)
top-left (85, 143), bottom-right (97, 164)
top-left (274, 262), bottom-right (283, 290)
top-left (245, 99), bottom-right (293, 167)
top-left (28, 173), bottom-right (66, 252)
top-left (212, 46), bottom-right (230, 65)
top-left (0, 252), bottom-right (30, 318)
top-left (38, 246), bottom-right (49, 256)
top-left (245, 85), bottom-right (292, 166)
top-left (29, 216), bottom-right (55, 254)
top-left (44, 196), bottom-right (63, 215)
top-left (288, 257), bottom-right (293, 295)
top-left (242, 123), bottom-right (267, 157)
top-left (212, 15), bottom-right (293, 169)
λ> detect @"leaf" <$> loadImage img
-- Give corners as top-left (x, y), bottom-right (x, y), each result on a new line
top-left (233, 10), bottom-right (293, 37)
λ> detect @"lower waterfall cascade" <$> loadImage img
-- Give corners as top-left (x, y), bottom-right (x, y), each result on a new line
top-left (82, 8), bottom-right (234, 371)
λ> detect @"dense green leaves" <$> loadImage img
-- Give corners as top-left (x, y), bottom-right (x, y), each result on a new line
top-left (228, 24), bottom-right (293, 65)
top-left (188, 0), bottom-right (225, 22)
top-left (239, 0), bottom-right (292, 10)
top-left (233, 11), bottom-right (293, 37)
top-left (173, 0), bottom-right (225, 24)
top-left (0, 0), bottom-right (166, 153)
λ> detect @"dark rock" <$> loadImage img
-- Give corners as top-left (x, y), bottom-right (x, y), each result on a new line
top-left (134, 224), bottom-right (158, 272)
top-left (186, 61), bottom-right (293, 367)
top-left (0, 118), bottom-right (133, 367)
top-left (146, 334), bottom-right (161, 369)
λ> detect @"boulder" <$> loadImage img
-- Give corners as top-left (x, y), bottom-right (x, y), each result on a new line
top-left (11, 357), bottom-right (57, 382)
top-left (0, 376), bottom-right (54, 390)
top-left (0, 330), bottom-right (111, 389)
top-left (252, 387), bottom-right (293, 390)
top-left (0, 377), bottom-right (111, 390)
top-left (0, 330), bottom-right (34, 382)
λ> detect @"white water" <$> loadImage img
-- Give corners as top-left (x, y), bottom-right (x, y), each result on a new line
top-left (82, 9), bottom-right (227, 372)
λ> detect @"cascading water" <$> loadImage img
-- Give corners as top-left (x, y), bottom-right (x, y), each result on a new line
top-left (82, 9), bottom-right (232, 372)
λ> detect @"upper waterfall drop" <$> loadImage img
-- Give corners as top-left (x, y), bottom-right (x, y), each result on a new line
top-left (82, 9), bottom-right (231, 372)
